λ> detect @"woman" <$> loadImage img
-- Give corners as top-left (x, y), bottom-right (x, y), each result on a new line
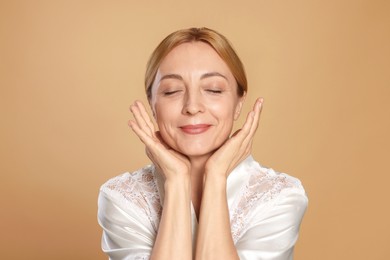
top-left (98, 27), bottom-right (307, 260)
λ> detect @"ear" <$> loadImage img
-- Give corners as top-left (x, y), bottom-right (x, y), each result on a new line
top-left (234, 92), bottom-right (246, 121)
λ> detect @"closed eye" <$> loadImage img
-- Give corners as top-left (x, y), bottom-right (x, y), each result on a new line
top-left (163, 90), bottom-right (182, 96)
top-left (206, 89), bottom-right (223, 94)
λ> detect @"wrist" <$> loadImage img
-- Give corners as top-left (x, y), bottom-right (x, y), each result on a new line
top-left (164, 175), bottom-right (191, 191)
top-left (163, 167), bottom-right (190, 182)
top-left (203, 172), bottom-right (227, 189)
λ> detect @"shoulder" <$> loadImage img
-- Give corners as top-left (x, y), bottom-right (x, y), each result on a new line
top-left (244, 161), bottom-right (309, 227)
top-left (100, 165), bottom-right (156, 193)
top-left (97, 165), bottom-right (161, 249)
top-left (244, 159), bottom-right (307, 203)
top-left (233, 166), bottom-right (308, 255)
top-left (99, 165), bottom-right (161, 212)
top-left (234, 158), bottom-right (308, 220)
top-left (231, 158), bottom-right (308, 243)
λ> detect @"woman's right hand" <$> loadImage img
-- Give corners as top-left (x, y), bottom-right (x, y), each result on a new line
top-left (128, 101), bottom-right (191, 181)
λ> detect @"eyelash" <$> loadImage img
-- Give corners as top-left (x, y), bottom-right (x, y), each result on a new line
top-left (206, 89), bottom-right (222, 94)
top-left (162, 89), bottom-right (222, 96)
top-left (163, 90), bottom-right (181, 96)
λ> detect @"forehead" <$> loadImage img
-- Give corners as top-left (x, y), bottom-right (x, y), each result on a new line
top-left (157, 42), bottom-right (233, 77)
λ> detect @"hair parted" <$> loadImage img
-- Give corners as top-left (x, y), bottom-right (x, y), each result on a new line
top-left (145, 27), bottom-right (247, 100)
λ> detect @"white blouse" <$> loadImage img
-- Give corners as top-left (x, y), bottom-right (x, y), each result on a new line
top-left (97, 156), bottom-right (308, 260)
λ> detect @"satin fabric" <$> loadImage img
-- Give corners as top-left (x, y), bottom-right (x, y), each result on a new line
top-left (98, 156), bottom-right (308, 259)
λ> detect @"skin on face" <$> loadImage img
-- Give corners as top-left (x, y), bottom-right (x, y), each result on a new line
top-left (150, 42), bottom-right (245, 159)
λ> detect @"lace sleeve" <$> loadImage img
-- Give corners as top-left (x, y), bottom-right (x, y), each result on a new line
top-left (98, 166), bottom-right (162, 260)
top-left (101, 166), bottom-right (162, 233)
top-left (231, 166), bottom-right (308, 260)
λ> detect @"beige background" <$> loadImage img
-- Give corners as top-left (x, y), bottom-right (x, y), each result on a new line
top-left (1, 0), bottom-right (389, 259)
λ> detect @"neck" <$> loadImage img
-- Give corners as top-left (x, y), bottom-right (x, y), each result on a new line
top-left (188, 154), bottom-right (211, 219)
top-left (188, 153), bottom-right (210, 176)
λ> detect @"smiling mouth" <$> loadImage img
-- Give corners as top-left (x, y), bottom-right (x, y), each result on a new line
top-left (180, 124), bottom-right (211, 135)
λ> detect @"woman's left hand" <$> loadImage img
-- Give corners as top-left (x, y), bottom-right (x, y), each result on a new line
top-left (205, 98), bottom-right (263, 178)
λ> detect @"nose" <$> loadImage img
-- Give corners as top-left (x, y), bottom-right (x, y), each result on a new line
top-left (181, 91), bottom-right (205, 115)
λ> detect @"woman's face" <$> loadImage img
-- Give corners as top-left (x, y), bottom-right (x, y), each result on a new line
top-left (150, 42), bottom-right (245, 158)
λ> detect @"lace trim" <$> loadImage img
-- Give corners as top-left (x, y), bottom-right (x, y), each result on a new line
top-left (101, 163), bottom-right (303, 246)
top-left (102, 165), bottom-right (162, 233)
top-left (230, 165), bottom-right (303, 244)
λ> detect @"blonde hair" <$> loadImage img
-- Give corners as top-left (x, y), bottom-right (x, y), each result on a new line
top-left (145, 27), bottom-right (247, 100)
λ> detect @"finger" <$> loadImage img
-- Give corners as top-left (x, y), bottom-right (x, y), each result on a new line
top-left (136, 101), bottom-right (155, 135)
top-left (128, 119), bottom-right (156, 147)
top-left (130, 120), bottom-right (173, 165)
top-left (239, 109), bottom-right (255, 136)
top-left (224, 109), bottom-right (254, 158)
top-left (130, 102), bottom-right (149, 132)
top-left (235, 98), bottom-right (263, 150)
top-left (130, 101), bottom-right (154, 136)
top-left (222, 111), bottom-right (254, 160)
top-left (248, 98), bottom-right (263, 136)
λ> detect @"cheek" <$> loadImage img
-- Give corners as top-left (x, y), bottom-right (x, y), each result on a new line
top-left (153, 99), bottom-right (168, 121)
top-left (155, 110), bottom-right (170, 128)
top-left (154, 103), bottom-right (177, 134)
top-left (208, 101), bottom-right (237, 122)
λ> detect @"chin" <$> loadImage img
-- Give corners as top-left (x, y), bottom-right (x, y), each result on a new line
top-left (175, 143), bottom-right (221, 158)
top-left (181, 150), bottom-right (214, 158)
top-left (163, 133), bottom-right (230, 158)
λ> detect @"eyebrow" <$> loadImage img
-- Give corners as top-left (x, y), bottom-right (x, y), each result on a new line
top-left (200, 72), bottom-right (228, 81)
top-left (159, 72), bottom-right (228, 83)
top-left (158, 74), bottom-right (183, 83)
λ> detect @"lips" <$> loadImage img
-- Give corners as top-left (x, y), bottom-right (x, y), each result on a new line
top-left (179, 124), bottom-right (211, 134)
